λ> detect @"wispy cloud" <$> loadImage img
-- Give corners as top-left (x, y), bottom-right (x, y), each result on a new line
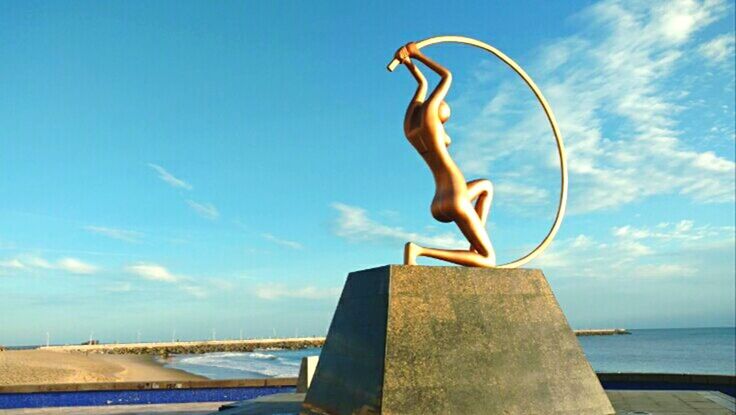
top-left (612, 220), bottom-right (730, 242)
top-left (699, 33), bottom-right (735, 64)
top-left (0, 259), bottom-right (25, 270)
top-left (0, 254), bottom-right (98, 275)
top-left (261, 233), bottom-right (304, 250)
top-left (148, 163), bottom-right (192, 190)
top-left (186, 200), bottom-right (219, 220)
top-left (57, 258), bottom-right (99, 275)
top-left (255, 283), bottom-right (340, 300)
top-left (22, 255), bottom-right (53, 269)
top-left (126, 263), bottom-right (180, 282)
top-left (125, 262), bottom-right (212, 298)
top-left (535, 219), bottom-right (734, 279)
top-left (454, 0), bottom-right (734, 214)
top-left (85, 226), bottom-right (143, 243)
top-left (332, 203), bottom-right (466, 248)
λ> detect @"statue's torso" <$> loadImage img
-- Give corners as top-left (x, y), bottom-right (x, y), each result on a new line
top-left (405, 105), bottom-right (468, 222)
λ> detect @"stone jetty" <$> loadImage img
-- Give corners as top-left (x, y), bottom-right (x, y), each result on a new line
top-left (38, 337), bottom-right (326, 355)
top-left (575, 328), bottom-right (631, 336)
top-left (34, 329), bottom-right (628, 356)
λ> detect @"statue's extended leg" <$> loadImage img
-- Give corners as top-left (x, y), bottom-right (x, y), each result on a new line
top-left (467, 179), bottom-right (493, 225)
top-left (404, 202), bottom-right (496, 267)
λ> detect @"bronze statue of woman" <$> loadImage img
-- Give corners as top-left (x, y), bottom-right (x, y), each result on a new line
top-left (395, 43), bottom-right (496, 267)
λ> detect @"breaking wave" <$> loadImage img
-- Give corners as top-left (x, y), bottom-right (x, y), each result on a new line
top-left (166, 349), bottom-right (318, 379)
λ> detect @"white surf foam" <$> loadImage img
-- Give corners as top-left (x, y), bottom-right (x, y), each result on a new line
top-left (174, 351), bottom-right (298, 378)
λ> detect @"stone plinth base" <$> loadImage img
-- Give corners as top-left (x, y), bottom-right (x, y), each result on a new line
top-left (302, 265), bottom-right (614, 415)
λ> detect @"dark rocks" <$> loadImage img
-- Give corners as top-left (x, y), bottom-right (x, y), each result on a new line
top-left (41, 338), bottom-right (325, 355)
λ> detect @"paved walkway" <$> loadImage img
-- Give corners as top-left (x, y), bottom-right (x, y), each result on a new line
top-left (3, 391), bottom-right (734, 414)
top-left (608, 390), bottom-right (735, 414)
top-left (0, 401), bottom-right (226, 414)
top-left (216, 391), bottom-right (735, 415)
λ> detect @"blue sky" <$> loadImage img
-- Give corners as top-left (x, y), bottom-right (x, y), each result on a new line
top-left (1, 0), bottom-right (734, 346)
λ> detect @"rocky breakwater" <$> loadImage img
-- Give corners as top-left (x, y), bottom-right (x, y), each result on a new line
top-left (575, 328), bottom-right (631, 336)
top-left (38, 337), bottom-right (326, 355)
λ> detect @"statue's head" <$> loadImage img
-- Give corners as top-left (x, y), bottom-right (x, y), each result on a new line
top-left (439, 101), bottom-right (451, 123)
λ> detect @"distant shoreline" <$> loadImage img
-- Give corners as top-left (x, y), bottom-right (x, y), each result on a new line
top-left (25, 330), bottom-right (632, 355)
top-left (575, 328), bottom-right (630, 336)
top-left (37, 337), bottom-right (326, 355)
top-left (8, 328), bottom-right (631, 355)
top-left (0, 349), bottom-right (204, 386)
top-left (5, 327), bottom-right (735, 350)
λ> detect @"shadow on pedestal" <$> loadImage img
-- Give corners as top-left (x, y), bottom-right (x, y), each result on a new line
top-left (302, 265), bottom-right (614, 415)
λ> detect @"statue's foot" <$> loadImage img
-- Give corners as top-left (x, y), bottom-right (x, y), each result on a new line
top-left (404, 242), bottom-right (420, 265)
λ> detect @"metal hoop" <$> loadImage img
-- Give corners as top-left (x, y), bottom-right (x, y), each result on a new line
top-left (389, 35), bottom-right (568, 269)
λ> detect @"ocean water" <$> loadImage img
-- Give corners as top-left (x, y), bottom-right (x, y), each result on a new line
top-left (165, 328), bottom-right (735, 379)
top-left (166, 348), bottom-right (320, 379)
top-left (578, 327), bottom-right (735, 375)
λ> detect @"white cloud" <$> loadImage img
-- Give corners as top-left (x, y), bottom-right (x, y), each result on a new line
top-left (699, 33), bottom-right (736, 63)
top-left (0, 259), bottom-right (25, 269)
top-left (57, 258), bottom-right (99, 275)
top-left (85, 226), bottom-right (143, 243)
top-left (255, 283), bottom-right (340, 300)
top-left (126, 263), bottom-right (179, 282)
top-left (534, 219), bottom-right (734, 279)
top-left (124, 262), bottom-right (212, 298)
top-left (261, 233), bottom-right (304, 250)
top-left (186, 200), bottom-right (219, 220)
top-left (612, 220), bottom-right (730, 242)
top-left (650, 0), bottom-right (721, 42)
top-left (22, 255), bottom-right (53, 269)
top-left (454, 0), bottom-right (734, 214)
top-left (634, 263), bottom-right (697, 278)
top-left (331, 203), bottom-right (467, 248)
top-left (148, 163), bottom-right (192, 190)
top-left (0, 255), bottom-right (98, 275)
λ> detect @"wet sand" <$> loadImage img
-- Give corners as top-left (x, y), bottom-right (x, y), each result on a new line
top-left (0, 349), bottom-right (204, 385)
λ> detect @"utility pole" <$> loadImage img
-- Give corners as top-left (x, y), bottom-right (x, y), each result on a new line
top-left (172, 329), bottom-right (176, 343)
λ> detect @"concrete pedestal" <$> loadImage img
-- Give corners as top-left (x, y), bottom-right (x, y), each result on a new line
top-left (302, 265), bottom-right (614, 415)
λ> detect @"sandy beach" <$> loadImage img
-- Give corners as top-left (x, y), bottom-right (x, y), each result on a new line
top-left (0, 350), bottom-right (204, 386)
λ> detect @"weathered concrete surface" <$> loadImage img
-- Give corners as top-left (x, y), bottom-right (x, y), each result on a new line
top-left (302, 267), bottom-right (390, 415)
top-left (303, 265), bottom-right (615, 415)
top-left (218, 393), bottom-right (307, 415)
top-left (297, 356), bottom-right (319, 393)
top-left (215, 391), bottom-right (736, 415)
